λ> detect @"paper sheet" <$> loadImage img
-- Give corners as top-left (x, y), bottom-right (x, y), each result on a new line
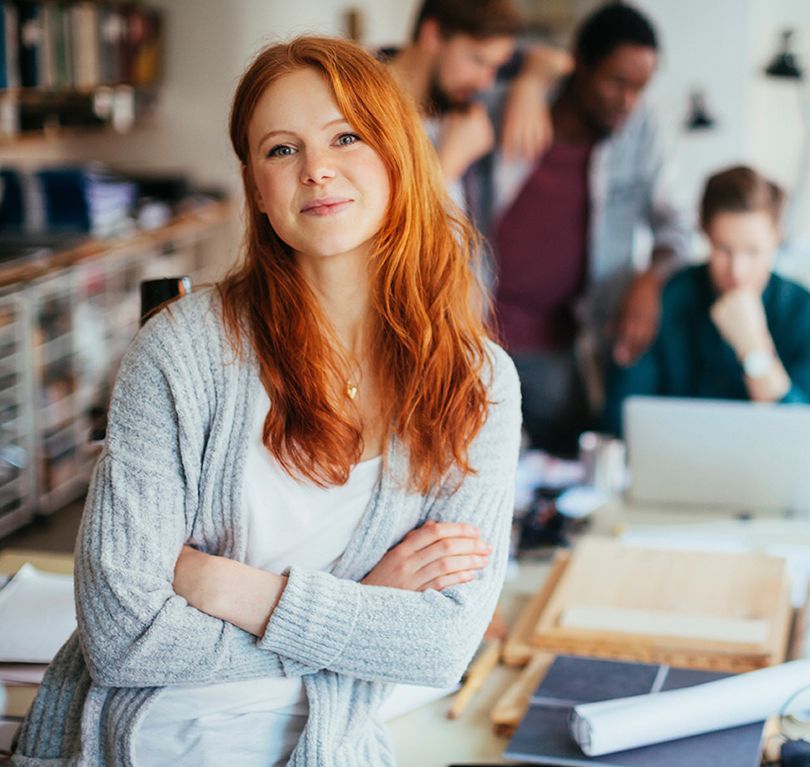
top-left (0, 665), bottom-right (48, 685)
top-left (0, 564), bottom-right (76, 664)
top-left (570, 659), bottom-right (810, 756)
top-left (378, 683), bottom-right (458, 721)
top-left (0, 718), bottom-right (20, 755)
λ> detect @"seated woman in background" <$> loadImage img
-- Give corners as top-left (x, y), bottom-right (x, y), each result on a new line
top-left (12, 37), bottom-right (521, 766)
top-left (604, 165), bottom-right (810, 436)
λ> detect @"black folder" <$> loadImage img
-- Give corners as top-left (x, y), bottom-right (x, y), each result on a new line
top-left (504, 655), bottom-right (765, 767)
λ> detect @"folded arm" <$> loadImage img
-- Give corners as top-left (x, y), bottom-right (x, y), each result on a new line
top-left (75, 308), bottom-right (288, 688)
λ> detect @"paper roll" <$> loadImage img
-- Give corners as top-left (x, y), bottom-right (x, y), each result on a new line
top-left (570, 659), bottom-right (810, 756)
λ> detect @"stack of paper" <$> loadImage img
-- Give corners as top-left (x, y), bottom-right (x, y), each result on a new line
top-left (0, 564), bottom-right (75, 756)
top-left (0, 563), bottom-right (76, 665)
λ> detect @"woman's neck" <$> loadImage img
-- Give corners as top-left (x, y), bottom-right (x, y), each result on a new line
top-left (297, 251), bottom-right (371, 357)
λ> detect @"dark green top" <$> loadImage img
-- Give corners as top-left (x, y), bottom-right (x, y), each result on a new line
top-left (604, 263), bottom-right (810, 436)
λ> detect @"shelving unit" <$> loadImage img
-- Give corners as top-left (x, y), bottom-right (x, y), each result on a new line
top-left (1, 1), bottom-right (163, 139)
top-left (0, 200), bottom-right (231, 531)
top-left (0, 285), bottom-right (35, 537)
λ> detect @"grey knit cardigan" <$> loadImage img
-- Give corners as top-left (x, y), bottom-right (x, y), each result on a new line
top-left (11, 290), bottom-right (521, 767)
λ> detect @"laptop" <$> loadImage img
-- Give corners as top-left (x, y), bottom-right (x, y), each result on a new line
top-left (624, 396), bottom-right (810, 513)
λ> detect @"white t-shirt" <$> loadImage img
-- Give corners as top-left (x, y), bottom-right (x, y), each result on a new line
top-left (135, 385), bottom-right (381, 766)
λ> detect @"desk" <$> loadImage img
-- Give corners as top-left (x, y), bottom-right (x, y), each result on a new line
top-left (388, 499), bottom-right (810, 766)
top-left (388, 559), bottom-right (550, 767)
top-left (3, 500), bottom-right (809, 767)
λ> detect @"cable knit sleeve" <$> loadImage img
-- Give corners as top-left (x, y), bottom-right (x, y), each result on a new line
top-left (257, 344), bottom-right (522, 687)
top-left (75, 299), bottom-right (285, 688)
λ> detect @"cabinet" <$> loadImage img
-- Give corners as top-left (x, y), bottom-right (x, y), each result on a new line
top-left (0, 200), bottom-right (231, 532)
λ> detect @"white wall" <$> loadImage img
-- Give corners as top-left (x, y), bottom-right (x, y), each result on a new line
top-left (635, 0), bottom-right (755, 214)
top-left (4, 0), bottom-right (809, 260)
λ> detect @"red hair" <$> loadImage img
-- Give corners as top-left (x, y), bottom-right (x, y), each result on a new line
top-left (219, 36), bottom-right (491, 492)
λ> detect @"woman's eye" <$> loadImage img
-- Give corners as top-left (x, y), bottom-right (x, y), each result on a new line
top-left (268, 144), bottom-right (295, 158)
top-left (336, 133), bottom-right (360, 147)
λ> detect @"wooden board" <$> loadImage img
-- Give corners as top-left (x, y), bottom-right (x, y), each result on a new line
top-left (529, 538), bottom-right (791, 672)
top-left (503, 549), bottom-right (570, 667)
top-left (0, 549), bottom-right (74, 577)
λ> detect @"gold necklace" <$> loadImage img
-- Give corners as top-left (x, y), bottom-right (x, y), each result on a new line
top-left (345, 351), bottom-right (367, 400)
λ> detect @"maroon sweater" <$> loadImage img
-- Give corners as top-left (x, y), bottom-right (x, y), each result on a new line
top-left (494, 141), bottom-right (593, 353)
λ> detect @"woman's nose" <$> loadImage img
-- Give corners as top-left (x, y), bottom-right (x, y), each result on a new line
top-left (300, 149), bottom-right (336, 185)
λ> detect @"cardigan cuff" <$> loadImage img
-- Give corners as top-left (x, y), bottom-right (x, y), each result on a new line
top-left (258, 566), bottom-right (361, 671)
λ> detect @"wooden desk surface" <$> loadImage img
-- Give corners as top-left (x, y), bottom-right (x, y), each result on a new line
top-left (388, 499), bottom-right (810, 766)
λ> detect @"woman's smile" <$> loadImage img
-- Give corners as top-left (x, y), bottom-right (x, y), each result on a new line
top-left (300, 196), bottom-right (354, 216)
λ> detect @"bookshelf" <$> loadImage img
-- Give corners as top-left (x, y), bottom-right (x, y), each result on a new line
top-left (0, 1), bottom-right (162, 139)
top-left (0, 200), bottom-right (231, 536)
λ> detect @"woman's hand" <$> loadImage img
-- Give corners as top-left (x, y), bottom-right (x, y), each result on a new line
top-left (174, 545), bottom-right (287, 637)
top-left (361, 521), bottom-right (492, 592)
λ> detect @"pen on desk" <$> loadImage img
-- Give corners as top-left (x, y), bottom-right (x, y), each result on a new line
top-left (447, 638), bottom-right (502, 719)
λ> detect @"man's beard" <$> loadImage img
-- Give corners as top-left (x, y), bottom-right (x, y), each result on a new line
top-left (426, 70), bottom-right (471, 115)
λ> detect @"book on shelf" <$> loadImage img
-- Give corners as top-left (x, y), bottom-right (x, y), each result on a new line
top-left (1, 2), bottom-right (21, 90)
top-left (17, 0), bottom-right (42, 88)
top-left (1, 1), bottom-right (161, 93)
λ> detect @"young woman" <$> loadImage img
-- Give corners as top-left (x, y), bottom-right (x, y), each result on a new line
top-left (11, 37), bottom-right (521, 767)
top-left (605, 165), bottom-right (810, 435)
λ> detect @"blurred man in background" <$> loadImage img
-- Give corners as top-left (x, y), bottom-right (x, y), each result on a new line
top-left (384, 0), bottom-right (571, 221)
top-left (490, 2), bottom-right (691, 454)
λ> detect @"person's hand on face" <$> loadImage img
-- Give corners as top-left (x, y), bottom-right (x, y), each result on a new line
top-left (613, 270), bottom-right (662, 366)
top-left (705, 210), bottom-right (779, 358)
top-left (436, 103), bottom-right (494, 184)
top-left (362, 520), bottom-right (492, 592)
top-left (710, 289), bottom-right (771, 359)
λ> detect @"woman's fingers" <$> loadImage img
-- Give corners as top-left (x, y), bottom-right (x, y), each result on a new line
top-left (415, 552), bottom-right (489, 585)
top-left (419, 569), bottom-right (479, 592)
top-left (401, 520), bottom-right (482, 555)
top-left (360, 521), bottom-right (492, 591)
top-left (413, 535), bottom-right (491, 570)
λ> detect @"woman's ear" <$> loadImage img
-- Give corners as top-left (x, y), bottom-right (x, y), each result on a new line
top-left (243, 164), bottom-right (266, 213)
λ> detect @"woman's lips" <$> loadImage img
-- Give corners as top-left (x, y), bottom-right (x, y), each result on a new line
top-left (300, 198), bottom-right (353, 216)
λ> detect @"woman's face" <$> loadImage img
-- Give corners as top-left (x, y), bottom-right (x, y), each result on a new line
top-left (247, 67), bottom-right (391, 266)
top-left (706, 210), bottom-right (779, 295)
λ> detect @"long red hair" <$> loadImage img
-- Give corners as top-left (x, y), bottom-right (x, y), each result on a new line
top-left (219, 36), bottom-right (492, 493)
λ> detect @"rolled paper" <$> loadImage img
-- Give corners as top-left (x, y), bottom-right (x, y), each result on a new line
top-left (569, 659), bottom-right (810, 756)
